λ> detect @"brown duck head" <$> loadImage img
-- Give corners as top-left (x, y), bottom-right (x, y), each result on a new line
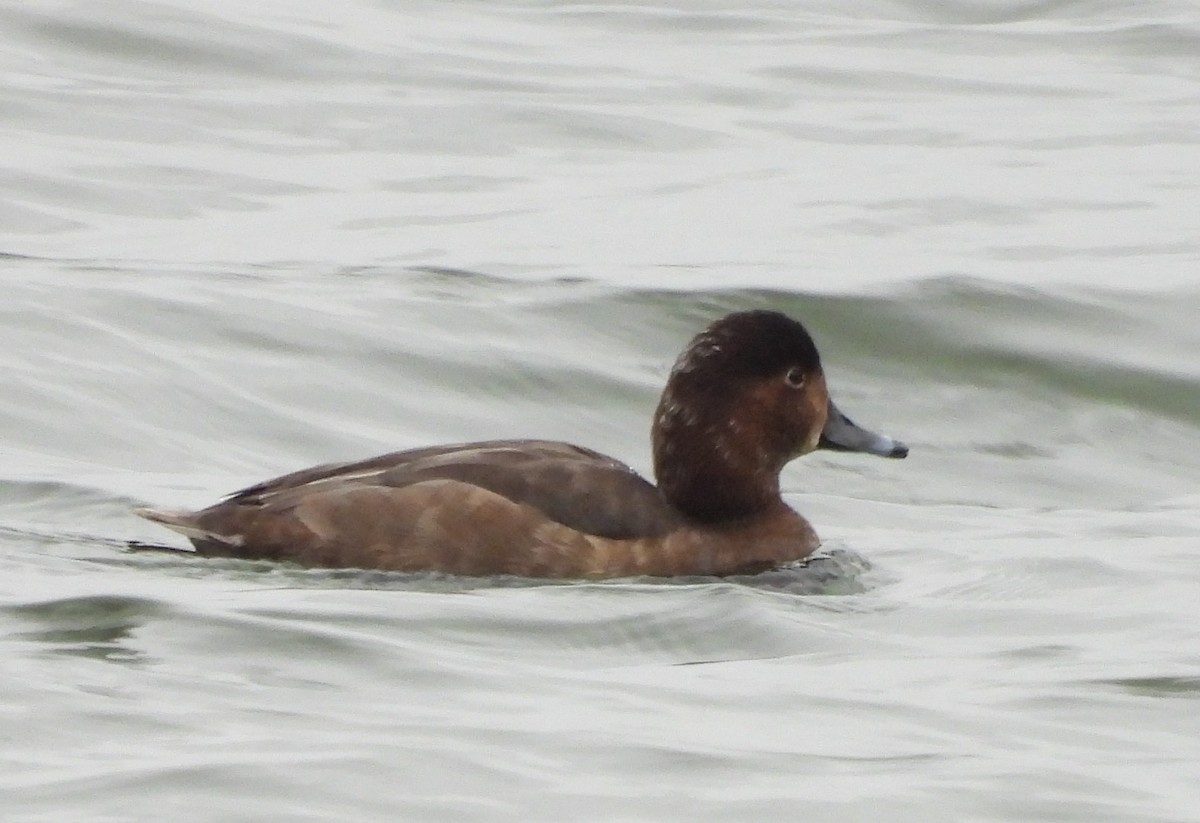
top-left (651, 310), bottom-right (906, 524)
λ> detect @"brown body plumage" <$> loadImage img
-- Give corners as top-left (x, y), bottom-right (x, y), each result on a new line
top-left (136, 311), bottom-right (907, 578)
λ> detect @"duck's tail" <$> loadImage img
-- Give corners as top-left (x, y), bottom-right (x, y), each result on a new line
top-left (133, 507), bottom-right (243, 547)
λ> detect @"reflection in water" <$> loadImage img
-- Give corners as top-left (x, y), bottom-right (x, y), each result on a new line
top-left (4, 595), bottom-right (162, 664)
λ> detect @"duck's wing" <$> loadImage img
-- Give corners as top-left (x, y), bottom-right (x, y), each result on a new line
top-left (222, 439), bottom-right (680, 540)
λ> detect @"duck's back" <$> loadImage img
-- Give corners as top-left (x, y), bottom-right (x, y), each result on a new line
top-left (136, 440), bottom-right (683, 574)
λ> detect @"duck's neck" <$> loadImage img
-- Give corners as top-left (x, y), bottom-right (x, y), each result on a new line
top-left (651, 390), bottom-right (786, 524)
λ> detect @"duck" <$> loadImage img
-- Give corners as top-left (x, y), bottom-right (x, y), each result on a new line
top-left (135, 310), bottom-right (907, 578)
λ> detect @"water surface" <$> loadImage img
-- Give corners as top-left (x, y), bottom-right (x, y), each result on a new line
top-left (2, 1), bottom-right (1199, 821)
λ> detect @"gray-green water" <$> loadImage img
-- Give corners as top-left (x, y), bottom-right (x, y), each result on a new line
top-left (3, 2), bottom-right (1199, 821)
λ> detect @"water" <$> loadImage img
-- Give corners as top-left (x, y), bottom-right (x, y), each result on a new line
top-left (2, 1), bottom-right (1199, 821)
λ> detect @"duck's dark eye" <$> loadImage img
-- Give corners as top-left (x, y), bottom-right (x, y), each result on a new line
top-left (784, 366), bottom-right (806, 389)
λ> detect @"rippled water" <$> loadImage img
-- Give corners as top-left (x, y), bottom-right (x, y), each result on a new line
top-left (3, 1), bottom-right (1199, 821)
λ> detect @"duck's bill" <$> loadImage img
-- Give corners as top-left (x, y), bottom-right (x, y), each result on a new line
top-left (819, 400), bottom-right (909, 458)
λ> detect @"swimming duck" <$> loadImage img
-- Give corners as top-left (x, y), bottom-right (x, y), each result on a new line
top-left (135, 310), bottom-right (907, 578)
